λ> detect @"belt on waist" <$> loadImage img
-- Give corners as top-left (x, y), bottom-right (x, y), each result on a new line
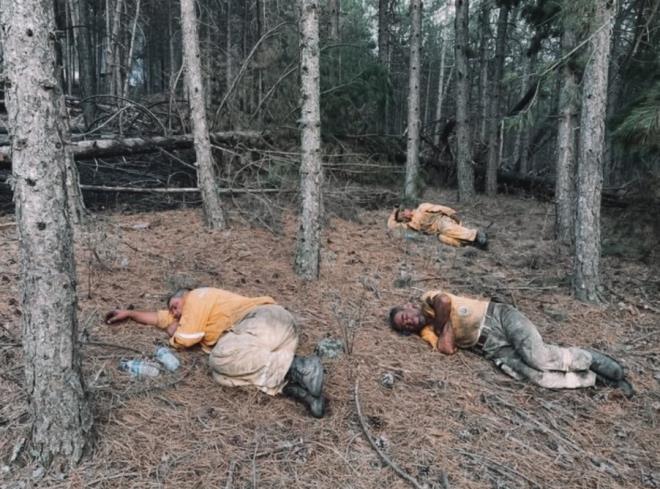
top-left (470, 327), bottom-right (489, 353)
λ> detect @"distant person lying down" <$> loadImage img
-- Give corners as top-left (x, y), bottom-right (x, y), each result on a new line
top-left (389, 289), bottom-right (634, 397)
top-left (106, 287), bottom-right (326, 417)
top-left (387, 203), bottom-right (488, 249)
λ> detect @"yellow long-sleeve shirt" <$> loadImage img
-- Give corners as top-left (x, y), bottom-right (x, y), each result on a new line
top-left (156, 288), bottom-right (275, 351)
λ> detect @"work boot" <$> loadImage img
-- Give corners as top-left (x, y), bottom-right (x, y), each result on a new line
top-left (287, 355), bottom-right (324, 397)
top-left (586, 349), bottom-right (624, 381)
top-left (283, 383), bottom-right (326, 418)
top-left (595, 375), bottom-right (635, 399)
top-left (473, 230), bottom-right (489, 250)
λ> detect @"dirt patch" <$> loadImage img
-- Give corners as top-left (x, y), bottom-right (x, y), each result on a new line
top-left (0, 189), bottom-right (658, 489)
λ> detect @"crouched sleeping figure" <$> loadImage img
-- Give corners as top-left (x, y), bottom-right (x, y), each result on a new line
top-left (388, 289), bottom-right (633, 396)
top-left (106, 287), bottom-right (326, 417)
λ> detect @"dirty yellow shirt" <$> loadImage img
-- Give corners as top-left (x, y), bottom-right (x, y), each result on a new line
top-left (156, 288), bottom-right (275, 351)
top-left (420, 290), bottom-right (489, 349)
top-left (388, 203), bottom-right (460, 232)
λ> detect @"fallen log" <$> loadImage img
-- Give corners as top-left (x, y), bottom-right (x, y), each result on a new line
top-left (0, 130), bottom-right (264, 166)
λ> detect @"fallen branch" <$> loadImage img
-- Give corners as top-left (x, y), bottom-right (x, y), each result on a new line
top-left (0, 131), bottom-right (264, 165)
top-left (354, 380), bottom-right (428, 489)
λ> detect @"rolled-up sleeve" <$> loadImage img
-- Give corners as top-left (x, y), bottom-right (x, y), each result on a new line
top-left (156, 310), bottom-right (176, 330)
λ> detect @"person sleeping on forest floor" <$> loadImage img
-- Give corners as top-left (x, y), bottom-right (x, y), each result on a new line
top-left (388, 289), bottom-right (634, 397)
top-left (105, 287), bottom-right (326, 417)
top-left (387, 202), bottom-right (489, 249)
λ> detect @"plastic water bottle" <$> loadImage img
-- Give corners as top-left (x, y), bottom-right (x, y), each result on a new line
top-left (119, 359), bottom-right (160, 378)
top-left (154, 346), bottom-right (180, 372)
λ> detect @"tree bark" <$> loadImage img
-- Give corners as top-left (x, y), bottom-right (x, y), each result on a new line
top-left (455, 0), bottom-right (475, 201)
top-left (555, 23), bottom-right (579, 245)
top-left (69, 0), bottom-right (96, 127)
top-left (295, 0), bottom-right (323, 280)
top-left (573, 0), bottom-right (614, 303)
top-left (433, 29), bottom-right (448, 149)
top-left (404, 0), bottom-right (422, 202)
top-left (485, 3), bottom-right (509, 196)
top-left (328, 0), bottom-right (340, 41)
top-left (0, 0), bottom-right (92, 465)
top-left (377, 0), bottom-right (388, 64)
top-left (477, 0), bottom-right (490, 145)
top-left (180, 0), bottom-right (226, 228)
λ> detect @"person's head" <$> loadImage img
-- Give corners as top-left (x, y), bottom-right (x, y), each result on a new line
top-left (395, 208), bottom-right (414, 222)
top-left (388, 303), bottom-right (425, 335)
top-left (167, 288), bottom-right (191, 320)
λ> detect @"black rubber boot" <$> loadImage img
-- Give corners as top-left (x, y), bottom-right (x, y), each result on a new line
top-left (283, 383), bottom-right (326, 418)
top-left (595, 375), bottom-right (635, 399)
top-left (287, 355), bottom-right (324, 397)
top-left (586, 349), bottom-right (624, 381)
top-left (473, 230), bottom-right (489, 250)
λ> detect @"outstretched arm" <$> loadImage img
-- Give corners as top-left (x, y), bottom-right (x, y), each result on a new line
top-left (430, 294), bottom-right (457, 355)
top-left (105, 309), bottom-right (159, 326)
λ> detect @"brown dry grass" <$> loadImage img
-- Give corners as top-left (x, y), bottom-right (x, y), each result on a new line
top-left (0, 189), bottom-right (658, 489)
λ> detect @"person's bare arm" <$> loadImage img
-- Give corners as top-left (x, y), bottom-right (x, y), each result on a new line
top-left (430, 294), bottom-right (457, 355)
top-left (105, 309), bottom-right (159, 326)
top-left (166, 321), bottom-right (179, 337)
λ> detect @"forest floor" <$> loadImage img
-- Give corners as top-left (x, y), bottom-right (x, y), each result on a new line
top-left (0, 188), bottom-right (658, 489)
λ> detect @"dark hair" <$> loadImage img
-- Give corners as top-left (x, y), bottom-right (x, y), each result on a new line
top-left (166, 287), bottom-right (191, 306)
top-left (394, 209), bottom-right (401, 221)
top-left (388, 306), bottom-right (412, 336)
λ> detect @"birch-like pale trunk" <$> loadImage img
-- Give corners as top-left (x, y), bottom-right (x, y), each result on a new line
top-left (0, 0), bottom-right (92, 464)
top-left (573, 0), bottom-right (614, 302)
top-left (180, 0), bottom-right (226, 228)
top-left (455, 0), bottom-right (475, 201)
top-left (485, 3), bottom-right (510, 195)
top-left (555, 26), bottom-right (579, 245)
top-left (295, 0), bottom-right (323, 280)
top-left (404, 0), bottom-right (422, 202)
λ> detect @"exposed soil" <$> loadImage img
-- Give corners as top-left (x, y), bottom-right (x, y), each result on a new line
top-left (0, 188), bottom-right (658, 489)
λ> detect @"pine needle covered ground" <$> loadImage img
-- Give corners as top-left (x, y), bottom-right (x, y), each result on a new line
top-left (0, 189), bottom-right (658, 489)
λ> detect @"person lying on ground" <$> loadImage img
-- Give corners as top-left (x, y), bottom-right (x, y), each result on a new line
top-left (388, 289), bottom-right (634, 397)
top-left (387, 203), bottom-right (488, 249)
top-left (105, 287), bottom-right (326, 417)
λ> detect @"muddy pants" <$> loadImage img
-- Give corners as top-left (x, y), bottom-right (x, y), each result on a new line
top-left (433, 217), bottom-right (478, 248)
top-left (481, 303), bottom-right (596, 389)
top-left (208, 305), bottom-right (298, 396)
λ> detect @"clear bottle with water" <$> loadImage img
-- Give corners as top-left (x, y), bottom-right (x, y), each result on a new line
top-left (119, 359), bottom-right (160, 378)
top-left (155, 346), bottom-right (180, 372)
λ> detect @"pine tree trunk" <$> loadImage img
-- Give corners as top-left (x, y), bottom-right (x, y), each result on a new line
top-left (485, 3), bottom-right (509, 196)
top-left (180, 0), bottom-right (226, 228)
top-left (377, 0), bottom-right (388, 64)
top-left (555, 25), bottom-right (579, 245)
top-left (477, 0), bottom-right (490, 145)
top-left (433, 30), bottom-right (447, 148)
top-left (573, 0), bottom-right (614, 302)
top-left (328, 0), bottom-right (340, 41)
top-left (69, 0), bottom-right (96, 127)
top-left (0, 0), bottom-right (92, 465)
top-left (295, 0), bottom-right (323, 280)
top-left (404, 0), bottom-right (422, 202)
top-left (455, 0), bottom-right (475, 201)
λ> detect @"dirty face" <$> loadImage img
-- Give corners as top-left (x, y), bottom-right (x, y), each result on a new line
top-left (392, 303), bottom-right (425, 333)
top-left (168, 297), bottom-right (184, 320)
top-left (398, 209), bottom-right (414, 221)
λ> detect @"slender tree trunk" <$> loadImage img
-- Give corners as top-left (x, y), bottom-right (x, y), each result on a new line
top-left (573, 0), bottom-right (614, 302)
top-left (225, 0), bottom-right (234, 125)
top-left (485, 3), bottom-right (509, 195)
top-left (0, 0), bottom-right (92, 465)
top-left (477, 0), bottom-right (490, 145)
top-left (555, 25), bottom-right (579, 245)
top-left (109, 0), bottom-right (125, 97)
top-left (328, 0), bottom-right (340, 41)
top-left (69, 0), bottom-right (95, 127)
top-left (433, 29), bottom-right (448, 148)
top-left (122, 0), bottom-right (141, 99)
top-left (295, 0), bottom-right (323, 280)
top-left (377, 0), bottom-right (388, 64)
top-left (404, 0), bottom-right (422, 202)
top-left (180, 0), bottom-right (226, 228)
top-left (516, 51), bottom-right (536, 174)
top-left (455, 0), bottom-right (475, 201)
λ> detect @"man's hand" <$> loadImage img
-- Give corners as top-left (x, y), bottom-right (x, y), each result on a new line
top-left (105, 309), bottom-right (133, 324)
top-left (166, 322), bottom-right (179, 337)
